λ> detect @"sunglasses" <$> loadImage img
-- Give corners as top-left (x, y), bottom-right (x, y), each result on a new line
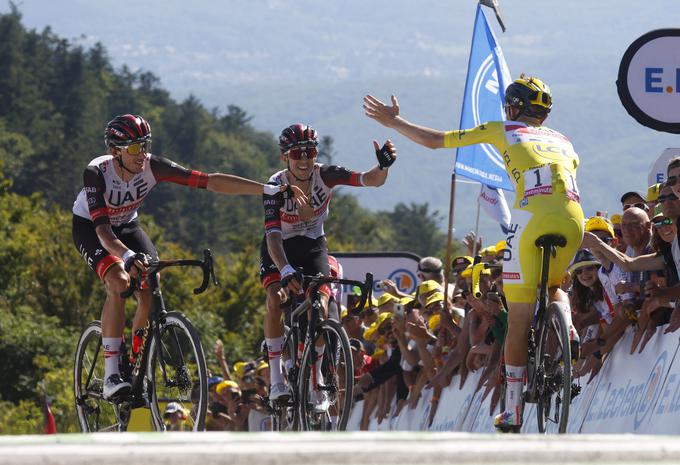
top-left (117, 140), bottom-right (150, 155)
top-left (658, 193), bottom-right (679, 203)
top-left (575, 265), bottom-right (599, 275)
top-left (653, 217), bottom-right (673, 228)
top-left (665, 176), bottom-right (679, 187)
top-left (623, 202), bottom-right (647, 211)
top-left (287, 146), bottom-right (318, 160)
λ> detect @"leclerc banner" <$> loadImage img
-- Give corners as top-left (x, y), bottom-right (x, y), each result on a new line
top-left (454, 4), bottom-right (513, 191)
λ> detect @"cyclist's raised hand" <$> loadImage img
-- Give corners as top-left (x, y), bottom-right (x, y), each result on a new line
top-left (363, 94), bottom-right (400, 128)
top-left (373, 139), bottom-right (397, 170)
top-left (282, 184), bottom-right (308, 204)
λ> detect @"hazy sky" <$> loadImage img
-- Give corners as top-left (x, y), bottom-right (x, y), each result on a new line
top-left (13, 0), bottom-right (680, 243)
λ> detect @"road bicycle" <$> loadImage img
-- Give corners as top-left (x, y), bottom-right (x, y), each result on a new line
top-left (269, 272), bottom-right (373, 431)
top-left (472, 234), bottom-right (579, 433)
top-left (74, 249), bottom-right (218, 432)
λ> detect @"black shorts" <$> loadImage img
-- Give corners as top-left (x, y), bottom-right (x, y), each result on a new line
top-left (259, 235), bottom-right (329, 290)
top-left (72, 215), bottom-right (159, 279)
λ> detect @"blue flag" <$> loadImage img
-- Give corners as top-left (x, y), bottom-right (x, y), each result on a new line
top-left (454, 5), bottom-right (513, 191)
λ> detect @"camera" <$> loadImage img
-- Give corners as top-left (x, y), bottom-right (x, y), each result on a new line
top-left (376, 281), bottom-right (387, 291)
top-left (393, 303), bottom-right (405, 319)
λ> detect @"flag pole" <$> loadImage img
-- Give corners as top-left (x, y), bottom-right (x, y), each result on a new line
top-left (472, 187), bottom-right (482, 256)
top-left (444, 172), bottom-right (457, 309)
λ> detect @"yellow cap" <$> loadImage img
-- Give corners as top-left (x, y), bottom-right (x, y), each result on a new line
top-left (480, 245), bottom-right (497, 257)
top-left (400, 296), bottom-right (415, 305)
top-left (452, 255), bottom-right (473, 271)
top-left (495, 240), bottom-right (506, 252)
top-left (428, 314), bottom-right (441, 332)
top-left (372, 348), bottom-right (386, 360)
top-left (377, 293), bottom-right (399, 306)
top-left (216, 380), bottom-right (240, 395)
top-left (585, 216), bottom-right (614, 238)
top-left (418, 280), bottom-right (442, 294)
top-left (256, 360), bottom-right (269, 373)
top-left (425, 292), bottom-right (444, 308)
top-left (648, 183), bottom-right (661, 202)
top-left (363, 312), bottom-right (393, 341)
top-left (610, 214), bottom-right (622, 226)
top-left (233, 361), bottom-right (247, 379)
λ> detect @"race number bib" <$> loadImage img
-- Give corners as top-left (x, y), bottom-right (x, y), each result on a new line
top-left (523, 164), bottom-right (553, 198)
top-left (565, 172), bottom-right (580, 202)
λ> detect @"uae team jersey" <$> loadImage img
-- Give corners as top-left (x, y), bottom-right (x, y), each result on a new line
top-left (263, 164), bottom-right (363, 240)
top-left (72, 154), bottom-right (208, 227)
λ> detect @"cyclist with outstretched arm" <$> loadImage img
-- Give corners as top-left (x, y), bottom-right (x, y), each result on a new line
top-left (261, 123), bottom-right (396, 412)
top-left (364, 76), bottom-right (584, 430)
top-left (72, 114), bottom-right (301, 400)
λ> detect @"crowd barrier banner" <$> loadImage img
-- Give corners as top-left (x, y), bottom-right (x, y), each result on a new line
top-left (641, 332), bottom-right (680, 434)
top-left (429, 371), bottom-right (482, 431)
top-left (348, 325), bottom-right (680, 434)
top-left (469, 386), bottom-right (498, 433)
top-left (579, 326), bottom-right (680, 433)
top-left (346, 400), bottom-right (364, 431)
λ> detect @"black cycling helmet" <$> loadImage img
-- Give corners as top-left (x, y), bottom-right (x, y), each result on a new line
top-left (278, 123), bottom-right (318, 153)
top-left (104, 114), bottom-right (152, 147)
top-left (505, 74), bottom-right (552, 120)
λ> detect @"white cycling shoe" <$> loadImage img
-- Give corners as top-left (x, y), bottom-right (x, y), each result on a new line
top-left (269, 382), bottom-right (292, 403)
top-left (103, 374), bottom-right (131, 400)
top-left (310, 387), bottom-right (330, 413)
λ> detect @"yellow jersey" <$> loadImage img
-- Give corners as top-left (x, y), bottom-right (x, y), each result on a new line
top-left (444, 121), bottom-right (580, 208)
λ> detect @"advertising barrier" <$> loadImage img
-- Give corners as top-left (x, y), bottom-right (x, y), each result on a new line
top-left (350, 325), bottom-right (680, 434)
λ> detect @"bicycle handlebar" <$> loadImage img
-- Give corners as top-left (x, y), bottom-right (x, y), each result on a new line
top-left (301, 272), bottom-right (374, 313)
top-left (120, 248), bottom-right (219, 298)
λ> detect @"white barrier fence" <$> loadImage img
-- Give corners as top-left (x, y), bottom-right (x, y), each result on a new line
top-left (347, 325), bottom-right (680, 434)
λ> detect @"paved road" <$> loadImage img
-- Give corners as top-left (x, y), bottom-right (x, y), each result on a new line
top-left (2, 432), bottom-right (680, 465)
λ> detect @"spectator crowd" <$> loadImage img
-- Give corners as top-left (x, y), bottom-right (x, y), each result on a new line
top-left (199, 157), bottom-right (680, 431)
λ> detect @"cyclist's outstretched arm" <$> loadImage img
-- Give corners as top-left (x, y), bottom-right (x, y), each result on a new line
top-left (364, 94), bottom-right (446, 149)
top-left (584, 232), bottom-right (663, 271)
top-left (149, 154), bottom-right (303, 198)
top-left (207, 173), bottom-right (298, 197)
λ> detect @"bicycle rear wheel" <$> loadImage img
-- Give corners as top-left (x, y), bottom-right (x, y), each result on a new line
top-left (73, 321), bottom-right (123, 432)
top-left (147, 312), bottom-right (208, 431)
top-left (299, 319), bottom-right (354, 431)
top-left (536, 302), bottom-right (572, 433)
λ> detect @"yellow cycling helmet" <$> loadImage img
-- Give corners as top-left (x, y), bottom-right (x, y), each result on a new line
top-left (505, 74), bottom-right (552, 118)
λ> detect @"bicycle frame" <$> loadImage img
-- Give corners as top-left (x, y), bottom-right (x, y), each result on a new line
top-left (79, 250), bottom-right (217, 415)
top-left (270, 273), bottom-right (372, 422)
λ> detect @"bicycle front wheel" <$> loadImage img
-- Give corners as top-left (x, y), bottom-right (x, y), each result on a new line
top-left (536, 302), bottom-right (572, 434)
top-left (147, 312), bottom-right (208, 431)
top-left (299, 319), bottom-right (354, 431)
top-left (73, 320), bottom-right (122, 432)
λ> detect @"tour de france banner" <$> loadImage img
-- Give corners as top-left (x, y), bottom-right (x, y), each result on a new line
top-left (454, 4), bottom-right (513, 191)
top-left (617, 29), bottom-right (680, 133)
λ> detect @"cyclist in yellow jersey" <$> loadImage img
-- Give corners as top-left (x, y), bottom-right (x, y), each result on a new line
top-left (364, 75), bottom-right (584, 430)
